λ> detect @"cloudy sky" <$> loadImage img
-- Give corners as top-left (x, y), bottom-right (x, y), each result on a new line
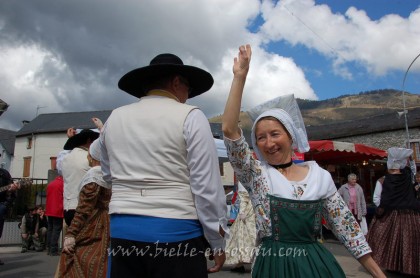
top-left (1, 0), bottom-right (419, 131)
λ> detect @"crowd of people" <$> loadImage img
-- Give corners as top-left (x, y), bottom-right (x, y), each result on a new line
top-left (0, 44), bottom-right (419, 277)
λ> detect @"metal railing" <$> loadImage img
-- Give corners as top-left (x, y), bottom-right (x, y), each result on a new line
top-left (5, 178), bottom-right (49, 221)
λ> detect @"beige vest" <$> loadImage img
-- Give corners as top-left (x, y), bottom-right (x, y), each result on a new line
top-left (105, 96), bottom-right (199, 219)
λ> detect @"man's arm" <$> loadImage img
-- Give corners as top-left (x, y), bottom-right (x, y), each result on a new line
top-left (184, 109), bottom-right (228, 272)
top-left (99, 121), bottom-right (112, 185)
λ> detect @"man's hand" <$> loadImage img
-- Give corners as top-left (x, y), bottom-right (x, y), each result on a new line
top-left (67, 127), bottom-right (77, 138)
top-left (92, 117), bottom-right (103, 131)
top-left (21, 233), bottom-right (28, 239)
top-left (8, 181), bottom-right (19, 191)
top-left (207, 249), bottom-right (226, 273)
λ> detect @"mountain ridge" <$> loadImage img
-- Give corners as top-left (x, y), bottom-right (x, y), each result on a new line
top-left (209, 89), bottom-right (420, 128)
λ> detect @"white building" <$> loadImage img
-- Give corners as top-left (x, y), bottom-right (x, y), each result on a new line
top-left (0, 128), bottom-right (16, 171)
top-left (10, 110), bottom-right (235, 186)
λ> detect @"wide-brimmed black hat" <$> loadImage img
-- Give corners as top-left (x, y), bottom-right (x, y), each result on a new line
top-left (118, 53), bottom-right (214, 99)
top-left (63, 129), bottom-right (99, 150)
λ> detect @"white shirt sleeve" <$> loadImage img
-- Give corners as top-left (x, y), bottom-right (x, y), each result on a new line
top-left (373, 180), bottom-right (382, 207)
top-left (184, 109), bottom-right (228, 251)
top-left (99, 121), bottom-right (112, 185)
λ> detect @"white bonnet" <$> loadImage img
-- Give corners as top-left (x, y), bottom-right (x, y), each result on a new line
top-left (387, 147), bottom-right (412, 169)
top-left (251, 108), bottom-right (310, 161)
top-left (89, 139), bottom-right (101, 161)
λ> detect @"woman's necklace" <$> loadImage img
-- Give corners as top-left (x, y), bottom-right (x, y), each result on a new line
top-left (269, 160), bottom-right (293, 175)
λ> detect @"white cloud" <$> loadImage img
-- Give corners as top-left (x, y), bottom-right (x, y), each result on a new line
top-left (0, 0), bottom-right (419, 130)
top-left (260, 0), bottom-right (420, 76)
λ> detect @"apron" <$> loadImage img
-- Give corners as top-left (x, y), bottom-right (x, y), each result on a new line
top-left (252, 195), bottom-right (345, 278)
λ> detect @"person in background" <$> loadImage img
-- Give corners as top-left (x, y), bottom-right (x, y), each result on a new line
top-left (372, 176), bottom-right (385, 207)
top-left (20, 206), bottom-right (43, 252)
top-left (222, 44), bottom-right (385, 278)
top-left (100, 52), bottom-right (228, 277)
top-left (58, 138), bottom-right (111, 277)
top-left (367, 147), bottom-right (420, 276)
top-left (0, 169), bottom-right (19, 265)
top-left (62, 124), bottom-right (99, 227)
top-left (338, 173), bottom-right (367, 224)
top-left (414, 172), bottom-right (420, 200)
top-left (225, 182), bottom-right (256, 273)
top-left (36, 206), bottom-right (48, 251)
top-left (45, 151), bottom-right (66, 256)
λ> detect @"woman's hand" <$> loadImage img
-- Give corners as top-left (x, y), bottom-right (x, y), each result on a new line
top-left (232, 44), bottom-right (252, 78)
top-left (63, 236), bottom-right (76, 254)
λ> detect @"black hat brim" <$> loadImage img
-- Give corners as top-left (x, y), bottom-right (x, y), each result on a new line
top-left (63, 130), bottom-right (99, 150)
top-left (118, 64), bottom-right (214, 99)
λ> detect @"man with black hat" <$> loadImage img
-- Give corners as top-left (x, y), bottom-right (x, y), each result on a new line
top-left (100, 53), bottom-right (228, 277)
top-left (62, 127), bottom-right (99, 226)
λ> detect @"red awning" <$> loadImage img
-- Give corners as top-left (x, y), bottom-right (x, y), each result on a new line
top-left (304, 140), bottom-right (387, 164)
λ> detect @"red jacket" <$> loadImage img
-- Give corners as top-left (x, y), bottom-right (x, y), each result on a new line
top-left (45, 176), bottom-right (64, 218)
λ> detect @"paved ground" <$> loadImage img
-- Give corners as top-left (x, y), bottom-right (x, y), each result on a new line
top-left (0, 240), bottom-right (413, 277)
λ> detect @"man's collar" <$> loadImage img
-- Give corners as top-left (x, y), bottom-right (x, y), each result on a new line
top-left (147, 90), bottom-right (180, 102)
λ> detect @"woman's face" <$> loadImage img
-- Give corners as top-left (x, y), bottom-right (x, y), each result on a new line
top-left (348, 177), bottom-right (357, 186)
top-left (255, 118), bottom-right (293, 164)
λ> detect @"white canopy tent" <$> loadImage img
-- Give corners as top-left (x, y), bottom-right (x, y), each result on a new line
top-left (214, 138), bottom-right (227, 158)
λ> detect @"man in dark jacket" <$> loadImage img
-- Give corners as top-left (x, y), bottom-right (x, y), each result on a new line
top-left (0, 169), bottom-right (19, 265)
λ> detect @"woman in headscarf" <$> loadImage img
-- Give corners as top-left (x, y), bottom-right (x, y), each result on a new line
top-left (367, 147), bottom-right (420, 276)
top-left (58, 138), bottom-right (112, 278)
top-left (222, 44), bottom-right (385, 278)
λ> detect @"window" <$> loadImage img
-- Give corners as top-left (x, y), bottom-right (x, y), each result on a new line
top-left (23, 156), bottom-right (31, 177)
top-left (27, 137), bottom-right (33, 149)
top-left (410, 141), bottom-right (420, 162)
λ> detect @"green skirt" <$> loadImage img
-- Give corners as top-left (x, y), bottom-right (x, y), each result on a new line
top-left (252, 240), bottom-right (345, 278)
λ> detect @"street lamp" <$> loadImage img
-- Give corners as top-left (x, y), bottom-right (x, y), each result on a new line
top-left (401, 52), bottom-right (420, 148)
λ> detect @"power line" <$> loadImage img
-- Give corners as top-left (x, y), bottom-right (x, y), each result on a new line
top-left (283, 5), bottom-right (344, 60)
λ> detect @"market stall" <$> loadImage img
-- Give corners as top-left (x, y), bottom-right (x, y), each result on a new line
top-left (304, 140), bottom-right (387, 164)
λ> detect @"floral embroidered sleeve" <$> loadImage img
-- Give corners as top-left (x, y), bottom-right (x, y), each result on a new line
top-left (224, 132), bottom-right (272, 238)
top-left (224, 131), bottom-right (257, 187)
top-left (323, 191), bottom-right (372, 259)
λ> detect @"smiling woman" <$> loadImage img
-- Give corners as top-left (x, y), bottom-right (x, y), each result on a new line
top-left (222, 44), bottom-right (386, 278)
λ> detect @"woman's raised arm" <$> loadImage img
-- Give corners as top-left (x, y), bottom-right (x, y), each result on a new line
top-left (222, 44), bottom-right (252, 140)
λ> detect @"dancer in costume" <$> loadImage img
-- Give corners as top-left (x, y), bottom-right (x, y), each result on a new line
top-left (222, 44), bottom-right (385, 278)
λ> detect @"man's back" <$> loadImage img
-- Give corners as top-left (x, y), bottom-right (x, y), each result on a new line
top-left (62, 148), bottom-right (90, 211)
top-left (104, 96), bottom-right (198, 219)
